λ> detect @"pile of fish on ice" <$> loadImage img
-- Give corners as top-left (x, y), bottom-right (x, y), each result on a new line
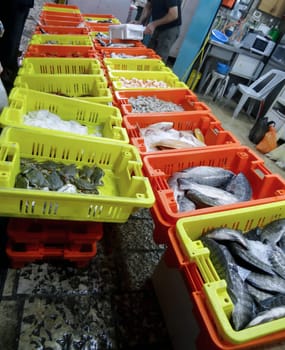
top-left (201, 221), bottom-right (285, 330)
top-left (167, 165), bottom-right (252, 212)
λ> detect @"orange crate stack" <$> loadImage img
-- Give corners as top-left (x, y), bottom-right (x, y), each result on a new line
top-left (6, 218), bottom-right (103, 268)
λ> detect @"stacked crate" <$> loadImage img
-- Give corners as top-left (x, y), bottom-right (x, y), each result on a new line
top-left (0, 3), bottom-right (155, 268)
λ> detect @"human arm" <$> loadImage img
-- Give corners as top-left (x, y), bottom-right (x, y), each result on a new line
top-left (144, 5), bottom-right (178, 34)
top-left (136, 1), bottom-right (152, 25)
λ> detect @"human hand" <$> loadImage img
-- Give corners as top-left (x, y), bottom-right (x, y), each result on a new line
top-left (144, 22), bottom-right (156, 35)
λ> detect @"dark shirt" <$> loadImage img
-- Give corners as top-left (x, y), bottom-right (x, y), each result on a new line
top-left (148, 0), bottom-right (181, 31)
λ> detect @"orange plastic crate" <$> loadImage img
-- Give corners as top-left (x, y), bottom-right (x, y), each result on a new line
top-left (6, 241), bottom-right (97, 268)
top-left (113, 89), bottom-right (212, 118)
top-left (40, 11), bottom-right (84, 20)
top-left (25, 45), bottom-right (98, 58)
top-left (143, 146), bottom-right (285, 231)
top-left (39, 18), bottom-right (84, 27)
top-left (100, 47), bottom-right (160, 59)
top-left (7, 218), bottom-right (103, 245)
top-left (34, 25), bottom-right (89, 35)
top-left (123, 112), bottom-right (240, 158)
top-left (93, 38), bottom-right (145, 51)
top-left (193, 290), bottom-right (285, 350)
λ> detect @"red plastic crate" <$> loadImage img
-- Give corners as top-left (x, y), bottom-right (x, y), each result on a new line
top-left (99, 47), bottom-right (161, 59)
top-left (34, 25), bottom-right (89, 35)
top-left (143, 146), bottom-right (285, 240)
top-left (123, 112), bottom-right (239, 158)
top-left (25, 45), bottom-right (98, 58)
top-left (6, 241), bottom-right (97, 268)
top-left (7, 218), bottom-right (103, 245)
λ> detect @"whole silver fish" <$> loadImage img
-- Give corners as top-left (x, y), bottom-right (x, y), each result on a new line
top-left (201, 237), bottom-right (254, 330)
top-left (177, 195), bottom-right (196, 212)
top-left (246, 306), bottom-right (285, 328)
top-left (246, 271), bottom-right (285, 294)
top-left (246, 283), bottom-right (275, 304)
top-left (260, 218), bottom-right (285, 245)
top-left (228, 241), bottom-right (273, 275)
top-left (177, 166), bottom-right (234, 188)
top-left (225, 172), bottom-right (252, 202)
top-left (205, 227), bottom-right (248, 249)
top-left (185, 183), bottom-right (240, 207)
top-left (268, 244), bottom-right (285, 279)
top-left (258, 293), bottom-right (285, 311)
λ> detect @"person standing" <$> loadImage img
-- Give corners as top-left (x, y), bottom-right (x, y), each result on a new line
top-left (137, 0), bottom-right (182, 63)
top-left (0, 0), bottom-right (34, 93)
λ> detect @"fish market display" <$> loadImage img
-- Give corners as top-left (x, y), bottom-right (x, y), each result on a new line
top-left (139, 122), bottom-right (205, 152)
top-left (201, 220), bottom-right (285, 330)
top-left (23, 110), bottom-right (103, 137)
top-left (129, 95), bottom-right (184, 113)
top-left (15, 158), bottom-right (105, 194)
top-left (119, 77), bottom-right (169, 89)
top-left (167, 165), bottom-right (252, 212)
top-left (110, 53), bottom-right (148, 59)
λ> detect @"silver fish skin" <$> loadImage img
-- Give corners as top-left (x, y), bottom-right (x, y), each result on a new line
top-left (246, 306), bottom-right (285, 328)
top-left (246, 271), bottom-right (285, 294)
top-left (258, 293), bottom-right (285, 311)
top-left (224, 172), bottom-right (252, 202)
top-left (246, 283), bottom-right (276, 304)
top-left (167, 173), bottom-right (185, 203)
top-left (177, 166), bottom-right (234, 188)
top-left (260, 218), bottom-right (285, 245)
top-left (228, 241), bottom-right (274, 276)
top-left (268, 244), bottom-right (285, 279)
top-left (205, 227), bottom-right (248, 249)
top-left (201, 237), bottom-right (254, 330)
top-left (177, 195), bottom-right (196, 212)
top-left (185, 183), bottom-right (240, 207)
top-left (245, 227), bottom-right (262, 241)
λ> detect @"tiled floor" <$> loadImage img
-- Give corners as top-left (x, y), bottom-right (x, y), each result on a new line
top-left (0, 2), bottom-right (285, 349)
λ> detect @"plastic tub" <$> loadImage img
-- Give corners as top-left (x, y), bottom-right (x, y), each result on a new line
top-left (0, 126), bottom-right (154, 221)
top-left (211, 29), bottom-right (229, 44)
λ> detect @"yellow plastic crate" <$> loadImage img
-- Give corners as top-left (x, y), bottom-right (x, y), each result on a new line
top-left (43, 4), bottom-right (81, 13)
top-left (30, 34), bottom-right (93, 46)
top-left (18, 58), bottom-right (103, 75)
top-left (83, 14), bottom-right (120, 24)
top-left (103, 58), bottom-right (172, 72)
top-left (0, 127), bottom-right (154, 221)
top-left (1, 88), bottom-right (127, 142)
top-left (14, 75), bottom-right (112, 104)
top-left (109, 71), bottom-right (188, 90)
top-left (176, 202), bottom-right (285, 344)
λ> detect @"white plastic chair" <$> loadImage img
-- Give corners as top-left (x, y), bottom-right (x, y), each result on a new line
top-left (228, 69), bottom-right (285, 118)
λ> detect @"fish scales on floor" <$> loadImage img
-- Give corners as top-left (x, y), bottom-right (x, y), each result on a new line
top-left (167, 165), bottom-right (252, 212)
top-left (201, 221), bottom-right (285, 331)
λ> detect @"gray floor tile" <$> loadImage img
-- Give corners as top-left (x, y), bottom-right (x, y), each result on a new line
top-left (0, 300), bottom-right (20, 350)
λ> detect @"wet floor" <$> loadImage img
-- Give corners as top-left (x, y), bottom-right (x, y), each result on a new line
top-left (0, 1), bottom-right (285, 349)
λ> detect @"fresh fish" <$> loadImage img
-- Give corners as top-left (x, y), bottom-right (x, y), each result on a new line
top-left (228, 241), bottom-right (273, 275)
top-left (205, 227), bottom-right (248, 249)
top-left (129, 96), bottom-right (184, 113)
top-left (224, 172), bottom-right (252, 201)
top-left (177, 166), bottom-right (234, 188)
top-left (201, 237), bottom-right (254, 330)
top-left (268, 244), bottom-right (285, 279)
top-left (167, 173), bottom-right (185, 203)
top-left (185, 182), bottom-right (240, 207)
top-left (45, 170), bottom-right (64, 191)
top-left (260, 218), bottom-right (285, 245)
top-left (245, 226), bottom-right (262, 241)
top-left (258, 293), bottom-right (285, 311)
top-left (177, 195), bottom-right (196, 212)
top-left (246, 306), bottom-right (285, 328)
top-left (246, 282), bottom-right (275, 304)
top-left (246, 271), bottom-right (285, 294)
